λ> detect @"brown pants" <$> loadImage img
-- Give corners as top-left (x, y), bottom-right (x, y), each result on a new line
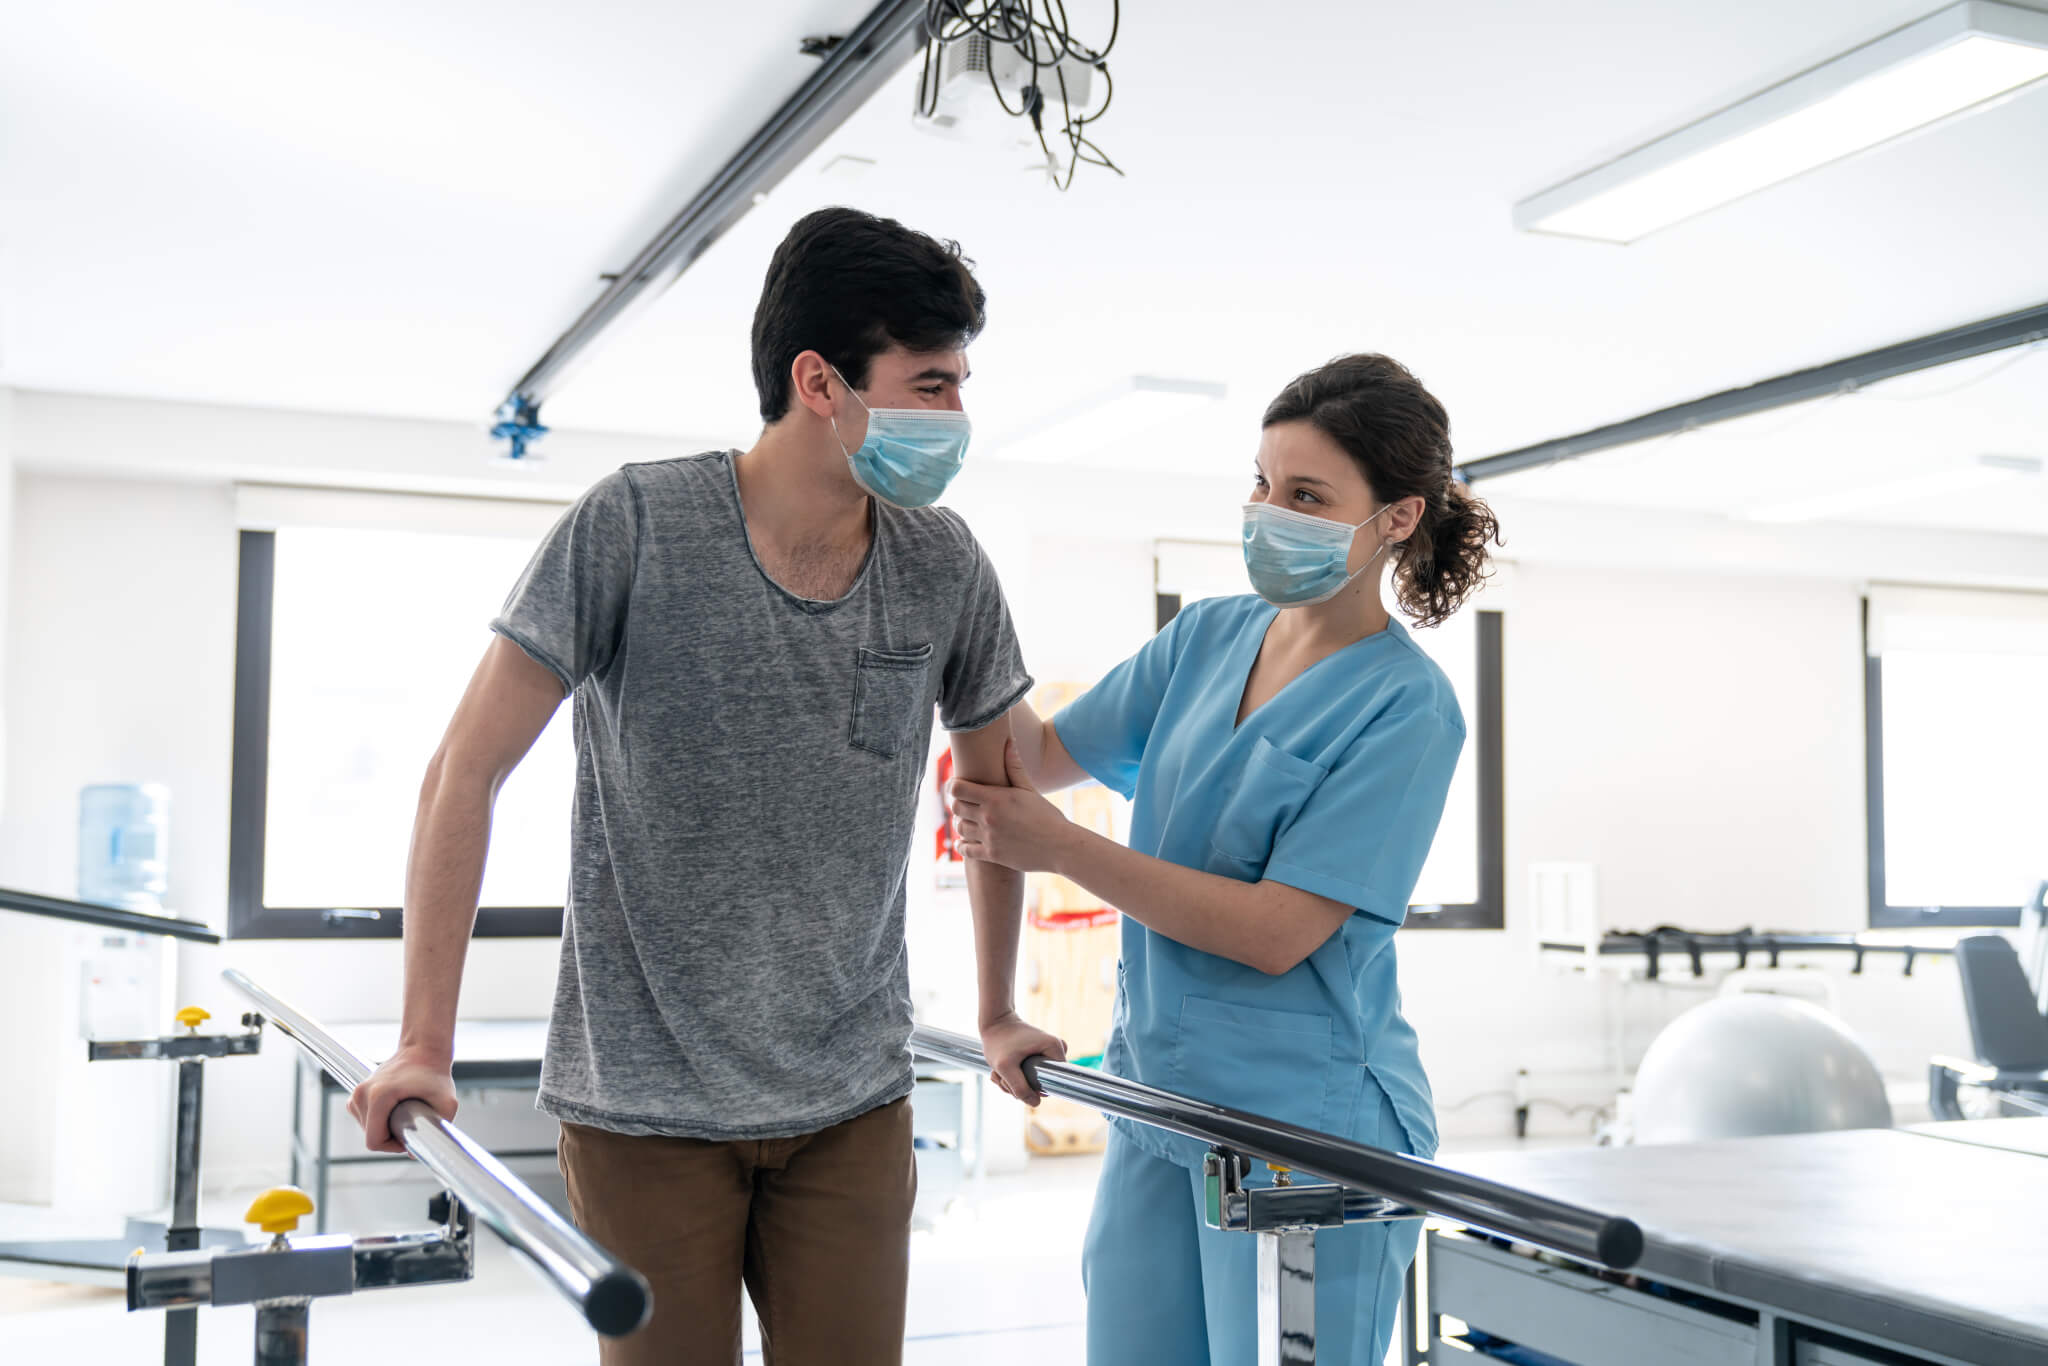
top-left (558, 1098), bottom-right (916, 1366)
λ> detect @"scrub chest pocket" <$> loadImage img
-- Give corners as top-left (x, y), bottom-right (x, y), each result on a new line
top-left (1207, 736), bottom-right (1327, 877)
top-left (850, 643), bottom-right (934, 758)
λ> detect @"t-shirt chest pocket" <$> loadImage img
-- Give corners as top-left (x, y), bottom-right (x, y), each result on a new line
top-left (1207, 736), bottom-right (1328, 876)
top-left (850, 643), bottom-right (935, 758)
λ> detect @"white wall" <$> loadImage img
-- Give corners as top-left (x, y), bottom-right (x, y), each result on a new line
top-left (0, 475), bottom-right (561, 1199)
top-left (1403, 566), bottom-right (1970, 1137)
top-left (3, 390), bottom-right (2031, 1203)
top-left (0, 388), bottom-right (12, 819)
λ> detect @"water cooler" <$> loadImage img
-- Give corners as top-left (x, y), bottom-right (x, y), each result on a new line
top-left (50, 783), bottom-right (177, 1217)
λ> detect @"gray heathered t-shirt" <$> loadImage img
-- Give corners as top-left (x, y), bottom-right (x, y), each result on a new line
top-left (491, 451), bottom-right (1031, 1140)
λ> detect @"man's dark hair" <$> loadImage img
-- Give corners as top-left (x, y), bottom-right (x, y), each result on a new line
top-left (750, 207), bottom-right (987, 423)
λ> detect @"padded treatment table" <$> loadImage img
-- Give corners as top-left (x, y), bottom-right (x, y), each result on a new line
top-left (292, 1019), bottom-right (554, 1232)
top-left (1406, 1119), bottom-right (2048, 1366)
top-left (293, 1020), bottom-right (989, 1234)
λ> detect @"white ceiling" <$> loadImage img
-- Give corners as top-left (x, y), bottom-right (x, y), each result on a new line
top-left (4, 0), bottom-right (2047, 534)
top-left (1475, 343), bottom-right (2048, 533)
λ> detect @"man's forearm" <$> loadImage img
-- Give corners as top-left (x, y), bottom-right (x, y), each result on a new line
top-left (966, 858), bottom-right (1027, 1027)
top-left (396, 756), bottom-right (493, 1061)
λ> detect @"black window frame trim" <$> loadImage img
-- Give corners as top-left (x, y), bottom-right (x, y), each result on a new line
top-left (228, 529), bottom-right (564, 940)
top-left (1406, 609), bottom-right (1505, 931)
top-left (1863, 595), bottom-right (2022, 931)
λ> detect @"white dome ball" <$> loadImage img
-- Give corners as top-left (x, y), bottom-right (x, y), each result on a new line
top-left (1631, 994), bottom-right (1891, 1145)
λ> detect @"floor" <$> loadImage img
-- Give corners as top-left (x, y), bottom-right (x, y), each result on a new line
top-left (0, 1151), bottom-right (1098, 1365)
top-left (0, 1135), bottom-right (1572, 1364)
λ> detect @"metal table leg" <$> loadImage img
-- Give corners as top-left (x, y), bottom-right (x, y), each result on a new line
top-left (1258, 1228), bottom-right (1318, 1366)
top-left (289, 1055), bottom-right (303, 1190)
top-left (315, 1076), bottom-right (332, 1235)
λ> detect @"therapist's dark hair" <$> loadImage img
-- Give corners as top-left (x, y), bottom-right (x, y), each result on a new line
top-left (1263, 354), bottom-right (1501, 628)
top-left (751, 207), bottom-right (987, 423)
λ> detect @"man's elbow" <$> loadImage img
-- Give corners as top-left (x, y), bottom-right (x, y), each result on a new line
top-left (420, 742), bottom-right (502, 808)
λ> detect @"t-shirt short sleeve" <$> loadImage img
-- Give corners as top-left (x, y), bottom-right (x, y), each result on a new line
top-left (491, 469), bottom-right (641, 694)
top-left (1050, 604), bottom-right (1194, 799)
top-left (1263, 705), bottom-right (1465, 925)
top-left (938, 516), bottom-right (1034, 732)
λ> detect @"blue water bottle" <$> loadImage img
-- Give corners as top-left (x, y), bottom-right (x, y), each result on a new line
top-left (77, 783), bottom-right (171, 911)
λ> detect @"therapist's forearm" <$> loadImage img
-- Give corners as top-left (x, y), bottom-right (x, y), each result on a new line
top-left (1049, 827), bottom-right (1329, 975)
top-left (967, 859), bottom-right (1028, 1027)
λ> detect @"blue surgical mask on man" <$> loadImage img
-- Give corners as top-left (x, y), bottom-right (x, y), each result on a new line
top-left (830, 366), bottom-right (971, 509)
top-left (1241, 500), bottom-right (1395, 606)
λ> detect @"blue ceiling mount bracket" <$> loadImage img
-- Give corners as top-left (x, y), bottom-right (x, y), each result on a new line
top-left (491, 394), bottom-right (549, 461)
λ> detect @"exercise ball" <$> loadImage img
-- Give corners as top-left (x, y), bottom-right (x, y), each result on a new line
top-left (1630, 994), bottom-right (1891, 1145)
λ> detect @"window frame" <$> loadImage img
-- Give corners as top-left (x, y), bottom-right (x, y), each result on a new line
top-left (228, 530), bottom-right (564, 940)
top-left (1410, 609), bottom-right (1505, 931)
top-left (1863, 597), bottom-right (2024, 931)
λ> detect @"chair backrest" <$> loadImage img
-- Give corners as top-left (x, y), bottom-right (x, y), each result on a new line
top-left (1956, 935), bottom-right (2048, 1072)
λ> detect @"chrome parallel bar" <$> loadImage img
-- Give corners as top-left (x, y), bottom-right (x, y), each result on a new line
top-left (0, 884), bottom-right (220, 943)
top-left (221, 970), bottom-right (651, 1336)
top-left (910, 1026), bottom-right (1644, 1269)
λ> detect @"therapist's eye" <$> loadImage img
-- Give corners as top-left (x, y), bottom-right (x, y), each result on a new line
top-left (1293, 488), bottom-right (1323, 506)
top-left (1251, 471), bottom-right (1269, 489)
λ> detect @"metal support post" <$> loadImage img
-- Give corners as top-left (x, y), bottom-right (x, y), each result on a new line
top-left (165, 1059), bottom-right (204, 1366)
top-left (1259, 1228), bottom-right (1318, 1366)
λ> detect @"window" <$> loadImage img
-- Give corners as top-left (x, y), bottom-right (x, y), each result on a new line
top-left (1865, 586), bottom-right (2048, 930)
top-left (230, 494), bottom-right (574, 938)
top-left (1154, 542), bottom-right (1505, 930)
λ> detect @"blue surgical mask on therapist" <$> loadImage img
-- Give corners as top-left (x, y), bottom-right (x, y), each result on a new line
top-left (1241, 501), bottom-right (1394, 606)
top-left (830, 365), bottom-right (971, 508)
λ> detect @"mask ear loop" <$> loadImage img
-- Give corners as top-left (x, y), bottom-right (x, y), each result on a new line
top-left (826, 364), bottom-right (873, 459)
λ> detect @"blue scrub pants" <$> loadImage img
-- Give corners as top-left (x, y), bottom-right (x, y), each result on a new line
top-left (1082, 1129), bottom-right (1417, 1365)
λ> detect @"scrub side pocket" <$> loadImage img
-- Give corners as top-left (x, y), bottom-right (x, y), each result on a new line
top-left (1167, 996), bottom-right (1340, 1135)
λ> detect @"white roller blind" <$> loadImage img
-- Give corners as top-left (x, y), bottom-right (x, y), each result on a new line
top-left (1154, 538), bottom-right (1245, 605)
top-left (1866, 584), bottom-right (2048, 656)
top-left (236, 483), bottom-right (570, 540)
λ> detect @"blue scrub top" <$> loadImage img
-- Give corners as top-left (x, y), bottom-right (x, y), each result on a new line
top-left (1053, 594), bottom-right (1464, 1169)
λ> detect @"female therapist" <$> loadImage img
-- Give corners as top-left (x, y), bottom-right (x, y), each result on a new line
top-left (948, 353), bottom-right (1500, 1364)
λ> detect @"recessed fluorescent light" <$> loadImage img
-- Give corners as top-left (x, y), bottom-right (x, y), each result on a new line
top-left (1742, 453), bottom-right (2044, 523)
top-left (988, 375), bottom-right (1228, 466)
top-left (1517, 1), bottom-right (2048, 244)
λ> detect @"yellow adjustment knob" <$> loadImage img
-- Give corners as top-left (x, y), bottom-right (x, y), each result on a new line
top-left (175, 1007), bottom-right (211, 1032)
top-left (245, 1187), bottom-right (314, 1235)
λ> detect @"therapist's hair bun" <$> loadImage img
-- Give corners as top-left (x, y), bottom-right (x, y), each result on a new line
top-left (1263, 354), bottom-right (1501, 628)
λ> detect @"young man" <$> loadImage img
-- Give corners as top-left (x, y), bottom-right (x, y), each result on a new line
top-left (347, 207), bottom-right (1062, 1365)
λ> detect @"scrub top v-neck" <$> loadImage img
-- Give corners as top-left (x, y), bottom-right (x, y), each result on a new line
top-left (1053, 593), bottom-right (1465, 1168)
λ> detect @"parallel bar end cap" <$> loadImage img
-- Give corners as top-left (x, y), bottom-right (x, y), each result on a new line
top-left (1597, 1217), bottom-right (1644, 1269)
top-left (586, 1268), bottom-right (653, 1337)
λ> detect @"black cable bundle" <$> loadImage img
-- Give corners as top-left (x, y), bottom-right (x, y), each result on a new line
top-left (918, 0), bottom-right (1123, 189)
